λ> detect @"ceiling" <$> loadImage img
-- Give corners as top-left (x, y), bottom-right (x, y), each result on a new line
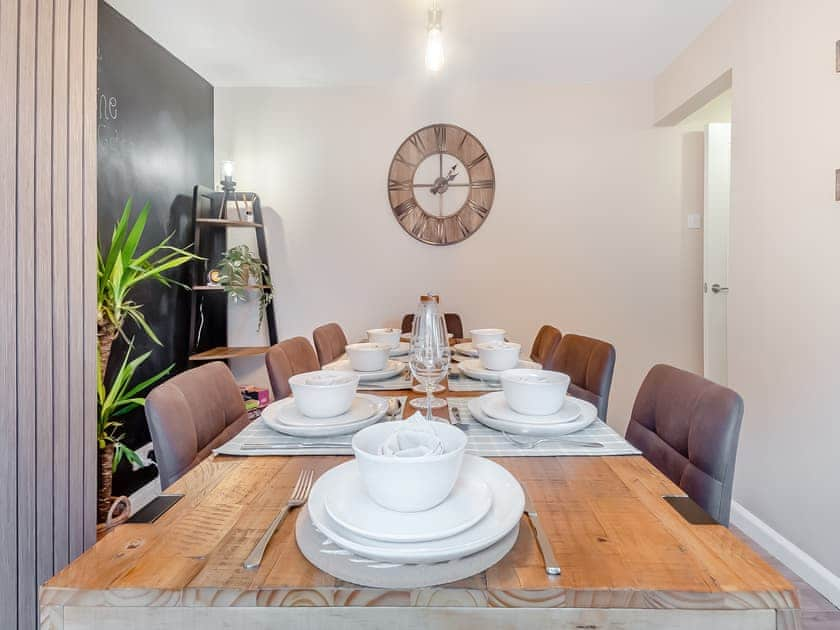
top-left (107, 0), bottom-right (732, 86)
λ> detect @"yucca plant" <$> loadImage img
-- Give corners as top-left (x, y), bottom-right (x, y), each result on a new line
top-left (97, 342), bottom-right (172, 521)
top-left (97, 198), bottom-right (202, 374)
top-left (96, 198), bottom-right (201, 524)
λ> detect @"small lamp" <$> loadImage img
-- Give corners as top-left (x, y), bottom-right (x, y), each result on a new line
top-left (218, 161), bottom-right (241, 220)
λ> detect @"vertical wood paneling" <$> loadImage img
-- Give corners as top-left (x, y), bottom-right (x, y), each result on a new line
top-left (16, 0), bottom-right (38, 627)
top-left (0, 1), bottom-right (21, 628)
top-left (66, 0), bottom-right (85, 561)
top-left (51, 0), bottom-right (70, 572)
top-left (35, 0), bottom-right (55, 586)
top-left (1, 0), bottom-right (97, 627)
top-left (81, 0), bottom-right (98, 549)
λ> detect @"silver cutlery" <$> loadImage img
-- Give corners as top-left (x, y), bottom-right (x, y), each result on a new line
top-left (449, 406), bottom-right (471, 431)
top-left (503, 432), bottom-right (604, 449)
top-left (244, 469), bottom-right (314, 569)
top-left (241, 441), bottom-right (350, 450)
top-left (523, 489), bottom-right (561, 575)
top-left (387, 397), bottom-right (403, 420)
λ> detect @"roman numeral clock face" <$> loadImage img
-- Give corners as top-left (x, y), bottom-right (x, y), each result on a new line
top-left (388, 124), bottom-right (495, 245)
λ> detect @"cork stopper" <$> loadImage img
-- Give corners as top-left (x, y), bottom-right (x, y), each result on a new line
top-left (420, 293), bottom-right (440, 303)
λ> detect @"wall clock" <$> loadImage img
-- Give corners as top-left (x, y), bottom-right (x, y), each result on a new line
top-left (387, 123), bottom-right (495, 245)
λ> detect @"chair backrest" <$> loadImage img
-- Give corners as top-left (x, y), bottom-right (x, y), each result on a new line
top-left (265, 336), bottom-right (321, 400)
top-left (400, 313), bottom-right (464, 339)
top-left (145, 362), bottom-right (250, 489)
top-left (544, 333), bottom-right (615, 420)
top-left (312, 322), bottom-right (348, 366)
top-left (530, 325), bottom-right (562, 364)
top-left (625, 364), bottom-right (743, 525)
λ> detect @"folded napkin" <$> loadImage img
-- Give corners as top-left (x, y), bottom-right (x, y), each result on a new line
top-left (379, 412), bottom-right (445, 458)
top-left (305, 373), bottom-right (355, 386)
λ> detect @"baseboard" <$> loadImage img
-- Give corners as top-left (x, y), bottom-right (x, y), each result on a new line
top-left (730, 501), bottom-right (840, 608)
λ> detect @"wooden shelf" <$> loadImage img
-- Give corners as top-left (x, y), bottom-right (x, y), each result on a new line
top-left (195, 218), bottom-right (263, 229)
top-left (189, 346), bottom-right (270, 361)
top-left (192, 284), bottom-right (272, 291)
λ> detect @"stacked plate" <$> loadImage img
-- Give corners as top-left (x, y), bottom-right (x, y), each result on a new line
top-left (306, 455), bottom-right (524, 564)
top-left (468, 391), bottom-right (598, 436)
top-left (324, 359), bottom-right (405, 382)
top-left (459, 358), bottom-right (541, 382)
top-left (262, 394), bottom-right (387, 437)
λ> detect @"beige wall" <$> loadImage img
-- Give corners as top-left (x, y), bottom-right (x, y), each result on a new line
top-left (656, 0), bottom-right (840, 575)
top-left (214, 81), bottom-right (703, 431)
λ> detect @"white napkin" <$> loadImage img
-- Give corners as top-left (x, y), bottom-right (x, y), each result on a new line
top-left (305, 374), bottom-right (355, 386)
top-left (379, 412), bottom-right (445, 458)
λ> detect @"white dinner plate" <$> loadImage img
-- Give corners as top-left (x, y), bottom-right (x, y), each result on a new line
top-left (389, 342), bottom-right (410, 357)
top-left (480, 391), bottom-right (581, 425)
top-left (264, 395), bottom-right (379, 428)
top-left (262, 394), bottom-right (386, 438)
top-left (468, 395), bottom-right (597, 437)
top-left (459, 358), bottom-right (541, 382)
top-left (452, 342), bottom-right (478, 358)
top-left (324, 359), bottom-right (405, 382)
top-left (308, 455), bottom-right (524, 564)
top-left (324, 462), bottom-right (493, 543)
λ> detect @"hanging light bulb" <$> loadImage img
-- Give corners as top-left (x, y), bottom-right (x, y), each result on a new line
top-left (425, 2), bottom-right (444, 72)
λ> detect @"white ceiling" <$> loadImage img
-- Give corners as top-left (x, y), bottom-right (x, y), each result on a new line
top-left (107, 0), bottom-right (732, 86)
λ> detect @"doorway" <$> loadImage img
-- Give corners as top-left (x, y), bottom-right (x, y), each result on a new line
top-left (678, 90), bottom-right (732, 385)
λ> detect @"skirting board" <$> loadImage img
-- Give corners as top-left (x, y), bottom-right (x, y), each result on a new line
top-left (731, 501), bottom-right (840, 608)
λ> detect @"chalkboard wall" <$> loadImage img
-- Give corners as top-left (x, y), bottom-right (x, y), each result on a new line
top-left (98, 1), bottom-right (214, 482)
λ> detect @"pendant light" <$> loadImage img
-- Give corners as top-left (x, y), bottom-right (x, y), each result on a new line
top-left (425, 1), bottom-right (444, 72)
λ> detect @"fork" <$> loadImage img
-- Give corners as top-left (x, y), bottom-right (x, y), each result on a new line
top-left (503, 432), bottom-right (604, 449)
top-left (244, 469), bottom-right (314, 569)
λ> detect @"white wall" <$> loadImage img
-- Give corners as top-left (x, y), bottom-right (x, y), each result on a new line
top-left (214, 81), bottom-right (703, 431)
top-left (656, 0), bottom-right (840, 576)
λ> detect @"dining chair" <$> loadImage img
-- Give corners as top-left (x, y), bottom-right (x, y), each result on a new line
top-left (145, 361), bottom-right (251, 489)
top-left (544, 333), bottom-right (615, 420)
top-left (530, 325), bottom-right (562, 364)
top-left (625, 364), bottom-right (743, 525)
top-left (265, 336), bottom-right (321, 400)
top-left (313, 322), bottom-right (349, 366)
top-left (401, 313), bottom-right (464, 339)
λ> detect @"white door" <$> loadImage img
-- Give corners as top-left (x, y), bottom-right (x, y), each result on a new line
top-left (703, 123), bottom-right (731, 385)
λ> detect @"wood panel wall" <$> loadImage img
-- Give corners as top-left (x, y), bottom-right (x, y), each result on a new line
top-left (0, 1), bottom-right (98, 628)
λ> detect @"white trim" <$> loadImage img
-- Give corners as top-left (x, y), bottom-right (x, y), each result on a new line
top-left (731, 501), bottom-right (840, 608)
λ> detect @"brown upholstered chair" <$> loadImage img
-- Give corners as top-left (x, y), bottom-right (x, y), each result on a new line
top-left (625, 364), bottom-right (743, 525)
top-left (401, 313), bottom-right (464, 339)
top-left (145, 362), bottom-right (250, 489)
top-left (544, 333), bottom-right (616, 420)
top-left (313, 322), bottom-right (349, 366)
top-left (265, 336), bottom-right (321, 400)
top-left (530, 325), bottom-right (562, 364)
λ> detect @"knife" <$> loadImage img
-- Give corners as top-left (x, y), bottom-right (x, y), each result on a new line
top-left (523, 490), bottom-right (561, 575)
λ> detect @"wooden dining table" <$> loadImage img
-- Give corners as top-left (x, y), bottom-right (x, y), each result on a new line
top-left (40, 371), bottom-right (799, 630)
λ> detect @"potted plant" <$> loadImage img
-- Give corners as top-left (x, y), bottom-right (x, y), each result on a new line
top-left (214, 244), bottom-right (273, 330)
top-left (97, 199), bottom-right (201, 523)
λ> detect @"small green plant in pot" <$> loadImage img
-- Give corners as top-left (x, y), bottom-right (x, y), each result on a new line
top-left (97, 199), bottom-right (201, 523)
top-left (215, 244), bottom-right (273, 331)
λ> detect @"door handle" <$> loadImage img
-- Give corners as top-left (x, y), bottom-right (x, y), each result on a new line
top-left (711, 283), bottom-right (729, 294)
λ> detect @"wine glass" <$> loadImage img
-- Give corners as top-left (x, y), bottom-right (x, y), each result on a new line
top-left (408, 307), bottom-right (451, 417)
top-left (408, 339), bottom-right (451, 417)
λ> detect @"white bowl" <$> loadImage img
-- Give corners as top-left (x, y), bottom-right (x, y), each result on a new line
top-left (477, 341), bottom-right (521, 371)
top-left (352, 422), bottom-right (467, 512)
top-left (470, 328), bottom-right (506, 346)
top-left (288, 370), bottom-right (359, 418)
top-left (366, 328), bottom-right (401, 348)
top-left (345, 343), bottom-right (390, 372)
top-left (500, 369), bottom-right (571, 416)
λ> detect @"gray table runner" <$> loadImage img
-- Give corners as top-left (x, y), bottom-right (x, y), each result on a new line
top-left (214, 396), bottom-right (638, 458)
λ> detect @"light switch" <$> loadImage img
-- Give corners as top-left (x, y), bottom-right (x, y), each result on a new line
top-left (687, 213), bottom-right (702, 230)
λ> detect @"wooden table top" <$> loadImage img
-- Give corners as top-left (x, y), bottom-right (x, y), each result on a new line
top-left (41, 382), bottom-right (796, 619)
